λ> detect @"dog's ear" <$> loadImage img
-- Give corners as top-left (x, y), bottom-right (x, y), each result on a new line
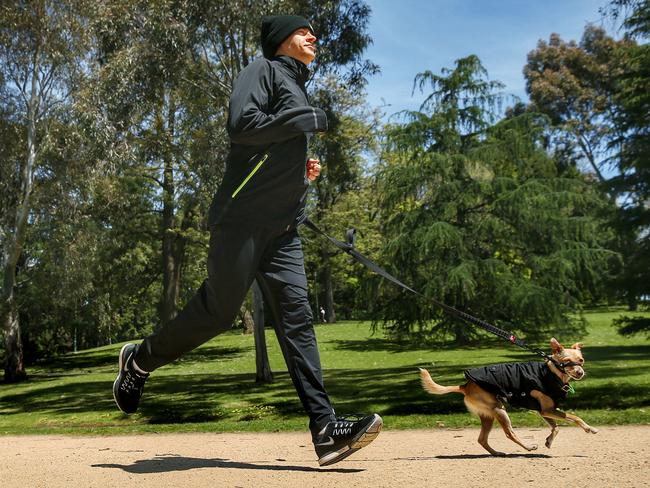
top-left (570, 342), bottom-right (583, 350)
top-left (550, 338), bottom-right (564, 353)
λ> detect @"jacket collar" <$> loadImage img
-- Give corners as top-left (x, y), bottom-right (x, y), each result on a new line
top-left (274, 55), bottom-right (311, 85)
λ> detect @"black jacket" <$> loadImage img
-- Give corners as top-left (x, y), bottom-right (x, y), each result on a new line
top-left (464, 361), bottom-right (569, 411)
top-left (208, 55), bottom-right (328, 229)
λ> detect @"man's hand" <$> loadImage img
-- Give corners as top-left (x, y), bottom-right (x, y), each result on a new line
top-left (306, 158), bottom-right (322, 181)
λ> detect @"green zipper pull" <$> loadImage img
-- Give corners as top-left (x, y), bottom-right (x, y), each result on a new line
top-left (231, 153), bottom-right (269, 198)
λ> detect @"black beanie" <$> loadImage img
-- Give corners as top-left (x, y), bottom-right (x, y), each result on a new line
top-left (261, 15), bottom-right (314, 59)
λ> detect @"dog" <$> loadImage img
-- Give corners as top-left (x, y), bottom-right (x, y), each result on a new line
top-left (419, 338), bottom-right (598, 455)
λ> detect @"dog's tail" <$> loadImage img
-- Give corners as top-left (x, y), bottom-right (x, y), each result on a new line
top-left (419, 368), bottom-right (464, 396)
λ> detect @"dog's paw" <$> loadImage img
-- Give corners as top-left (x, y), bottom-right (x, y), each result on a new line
top-left (526, 444), bottom-right (538, 451)
top-left (589, 427), bottom-right (599, 434)
top-left (491, 451), bottom-right (507, 457)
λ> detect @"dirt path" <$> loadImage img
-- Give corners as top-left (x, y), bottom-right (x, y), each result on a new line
top-left (1, 426), bottom-right (648, 487)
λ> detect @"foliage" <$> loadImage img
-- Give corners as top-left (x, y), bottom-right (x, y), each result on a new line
top-left (1, 0), bottom-right (379, 367)
top-left (0, 0), bottom-right (94, 380)
top-left (524, 26), bottom-right (632, 182)
top-left (2, 0), bottom-right (647, 367)
top-left (607, 0), bottom-right (650, 333)
top-left (305, 74), bottom-right (380, 321)
top-left (372, 56), bottom-right (616, 343)
top-left (614, 314), bottom-right (650, 337)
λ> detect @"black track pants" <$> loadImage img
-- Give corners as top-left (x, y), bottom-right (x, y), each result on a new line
top-left (134, 223), bottom-right (335, 432)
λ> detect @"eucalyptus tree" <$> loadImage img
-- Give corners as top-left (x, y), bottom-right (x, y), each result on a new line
top-left (0, 0), bottom-right (91, 381)
top-left (526, 3), bottom-right (650, 319)
top-left (373, 56), bottom-right (614, 343)
top-left (89, 1), bottom-right (378, 384)
top-left (87, 0), bottom-right (215, 328)
top-left (524, 26), bottom-right (633, 183)
top-left (606, 0), bottom-right (650, 332)
top-left (90, 0), bottom-right (378, 325)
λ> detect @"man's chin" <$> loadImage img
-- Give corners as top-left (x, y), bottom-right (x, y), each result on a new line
top-left (304, 53), bottom-right (315, 64)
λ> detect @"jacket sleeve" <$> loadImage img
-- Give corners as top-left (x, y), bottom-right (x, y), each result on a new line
top-left (227, 60), bottom-right (328, 146)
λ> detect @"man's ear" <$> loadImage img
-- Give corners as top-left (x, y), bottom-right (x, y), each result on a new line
top-left (550, 338), bottom-right (564, 353)
top-left (570, 342), bottom-right (583, 350)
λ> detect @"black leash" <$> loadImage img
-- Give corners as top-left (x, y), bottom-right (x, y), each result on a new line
top-left (304, 218), bottom-right (576, 372)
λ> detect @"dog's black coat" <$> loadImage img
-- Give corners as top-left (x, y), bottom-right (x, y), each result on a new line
top-left (464, 361), bottom-right (569, 410)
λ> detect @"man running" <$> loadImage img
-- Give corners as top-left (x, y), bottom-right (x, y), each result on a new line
top-left (112, 14), bottom-right (382, 467)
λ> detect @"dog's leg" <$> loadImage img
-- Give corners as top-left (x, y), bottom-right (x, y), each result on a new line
top-left (531, 389), bottom-right (598, 436)
top-left (478, 415), bottom-right (504, 456)
top-left (540, 414), bottom-right (558, 448)
top-left (540, 409), bottom-right (599, 434)
top-left (493, 407), bottom-right (538, 452)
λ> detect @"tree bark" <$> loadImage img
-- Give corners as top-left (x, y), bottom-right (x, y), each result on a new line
top-left (241, 306), bottom-right (255, 334)
top-left (2, 261), bottom-right (26, 383)
top-left (252, 281), bottom-right (273, 383)
top-left (161, 93), bottom-right (181, 325)
top-left (322, 256), bottom-right (336, 323)
top-left (2, 48), bottom-right (40, 382)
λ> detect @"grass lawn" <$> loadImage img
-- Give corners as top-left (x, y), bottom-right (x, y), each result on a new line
top-left (1, 309), bottom-right (649, 435)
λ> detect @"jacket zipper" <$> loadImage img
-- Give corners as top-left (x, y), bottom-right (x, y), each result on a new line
top-left (231, 153), bottom-right (269, 198)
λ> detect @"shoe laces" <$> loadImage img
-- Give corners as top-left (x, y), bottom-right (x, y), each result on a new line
top-left (120, 369), bottom-right (148, 393)
top-left (332, 413), bottom-right (364, 428)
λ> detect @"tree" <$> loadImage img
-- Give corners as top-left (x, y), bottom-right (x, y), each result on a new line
top-left (524, 26), bottom-right (632, 183)
top-left (607, 0), bottom-right (650, 332)
top-left (252, 281), bottom-right (273, 383)
top-left (90, 0), bottom-right (379, 326)
top-left (372, 56), bottom-right (615, 343)
top-left (0, 0), bottom-right (379, 375)
top-left (524, 7), bottom-right (650, 324)
top-left (307, 76), bottom-right (379, 323)
top-left (89, 0), bottom-right (219, 327)
top-left (0, 0), bottom-right (90, 382)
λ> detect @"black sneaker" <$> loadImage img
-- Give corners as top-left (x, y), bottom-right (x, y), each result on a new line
top-left (113, 343), bottom-right (149, 414)
top-left (314, 413), bottom-right (383, 466)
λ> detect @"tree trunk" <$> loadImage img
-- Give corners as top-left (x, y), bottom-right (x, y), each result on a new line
top-left (2, 53), bottom-right (40, 382)
top-left (627, 292), bottom-right (638, 312)
top-left (161, 93), bottom-right (181, 325)
top-left (322, 256), bottom-right (336, 323)
top-left (241, 305), bottom-right (255, 334)
top-left (252, 281), bottom-right (273, 383)
top-left (2, 263), bottom-right (26, 383)
top-left (452, 322), bottom-right (472, 345)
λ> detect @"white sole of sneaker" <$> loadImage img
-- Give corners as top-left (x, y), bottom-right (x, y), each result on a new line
top-left (318, 414), bottom-right (383, 466)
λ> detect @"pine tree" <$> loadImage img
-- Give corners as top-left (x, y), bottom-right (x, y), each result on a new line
top-left (372, 56), bottom-right (615, 344)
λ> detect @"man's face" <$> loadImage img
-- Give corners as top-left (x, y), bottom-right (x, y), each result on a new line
top-left (276, 27), bottom-right (317, 64)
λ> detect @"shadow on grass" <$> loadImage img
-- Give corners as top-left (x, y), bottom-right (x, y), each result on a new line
top-left (580, 344), bottom-right (650, 362)
top-left (333, 336), bottom-right (650, 364)
top-left (93, 456), bottom-right (363, 474)
top-left (3, 341), bottom-right (649, 426)
top-left (30, 344), bottom-right (246, 374)
top-left (331, 337), bottom-right (526, 354)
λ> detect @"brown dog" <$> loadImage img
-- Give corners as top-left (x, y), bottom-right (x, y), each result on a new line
top-left (419, 338), bottom-right (598, 455)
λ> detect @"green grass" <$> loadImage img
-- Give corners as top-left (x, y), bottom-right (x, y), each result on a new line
top-left (1, 309), bottom-right (649, 435)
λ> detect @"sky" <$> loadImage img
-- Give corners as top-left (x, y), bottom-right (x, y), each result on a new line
top-left (363, 0), bottom-right (614, 119)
